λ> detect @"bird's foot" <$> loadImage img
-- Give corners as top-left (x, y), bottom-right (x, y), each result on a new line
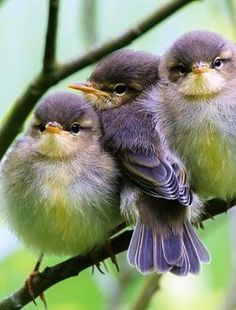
top-left (89, 241), bottom-right (119, 274)
top-left (24, 253), bottom-right (47, 309)
top-left (89, 251), bottom-right (108, 274)
top-left (194, 221), bottom-right (205, 229)
top-left (104, 241), bottom-right (119, 272)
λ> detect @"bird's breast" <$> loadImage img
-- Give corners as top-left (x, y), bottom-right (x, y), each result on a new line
top-left (1, 152), bottom-right (120, 256)
top-left (172, 118), bottom-right (236, 200)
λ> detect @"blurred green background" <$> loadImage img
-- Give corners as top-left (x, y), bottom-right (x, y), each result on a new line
top-left (0, 0), bottom-right (236, 309)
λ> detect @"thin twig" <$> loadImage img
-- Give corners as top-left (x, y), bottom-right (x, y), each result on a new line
top-left (0, 74), bottom-right (52, 159)
top-left (0, 0), bottom-right (197, 160)
top-left (55, 0), bottom-right (198, 80)
top-left (131, 274), bottom-right (162, 310)
top-left (0, 200), bottom-right (234, 309)
top-left (43, 0), bottom-right (60, 73)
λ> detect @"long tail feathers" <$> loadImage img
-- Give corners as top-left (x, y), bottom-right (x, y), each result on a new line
top-left (128, 223), bottom-right (154, 273)
top-left (127, 221), bottom-right (211, 275)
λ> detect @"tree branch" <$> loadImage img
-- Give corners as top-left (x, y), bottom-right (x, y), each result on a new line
top-left (131, 274), bottom-right (162, 310)
top-left (55, 0), bottom-right (198, 80)
top-left (0, 199), bottom-right (234, 309)
top-left (0, 0), bottom-right (61, 159)
top-left (0, 231), bottom-right (132, 309)
top-left (0, 0), bottom-right (198, 160)
top-left (43, 0), bottom-right (59, 73)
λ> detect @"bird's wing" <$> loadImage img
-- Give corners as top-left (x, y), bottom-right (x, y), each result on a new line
top-left (120, 151), bottom-right (192, 206)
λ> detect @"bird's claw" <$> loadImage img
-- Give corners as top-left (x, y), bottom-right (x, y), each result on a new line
top-left (24, 253), bottom-right (47, 309)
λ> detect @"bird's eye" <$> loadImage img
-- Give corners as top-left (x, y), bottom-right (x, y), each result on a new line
top-left (70, 122), bottom-right (80, 134)
top-left (213, 57), bottom-right (223, 69)
top-left (177, 64), bottom-right (186, 76)
top-left (170, 64), bottom-right (187, 77)
top-left (39, 123), bottom-right (46, 132)
top-left (113, 84), bottom-right (127, 96)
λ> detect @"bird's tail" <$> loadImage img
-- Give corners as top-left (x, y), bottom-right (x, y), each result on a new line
top-left (127, 220), bottom-right (210, 275)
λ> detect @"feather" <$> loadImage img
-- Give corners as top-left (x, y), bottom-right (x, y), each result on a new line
top-left (153, 234), bottom-right (172, 273)
top-left (128, 218), bottom-right (210, 275)
top-left (120, 152), bottom-right (191, 205)
top-left (184, 221), bottom-right (211, 263)
top-left (162, 231), bottom-right (183, 265)
top-left (171, 245), bottom-right (190, 276)
top-left (128, 222), bottom-right (154, 273)
top-left (182, 228), bottom-right (200, 274)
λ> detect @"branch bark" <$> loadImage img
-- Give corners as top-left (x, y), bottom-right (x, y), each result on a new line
top-left (131, 274), bottom-right (162, 310)
top-left (0, 200), bottom-right (234, 309)
top-left (0, 0), bottom-right (198, 159)
top-left (43, 0), bottom-right (59, 73)
top-left (0, 231), bottom-right (132, 309)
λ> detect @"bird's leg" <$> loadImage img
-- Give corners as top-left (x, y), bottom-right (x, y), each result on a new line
top-left (89, 252), bottom-right (106, 274)
top-left (102, 222), bottom-right (127, 272)
top-left (32, 252), bottom-right (44, 272)
top-left (193, 220), bottom-right (205, 229)
top-left (89, 223), bottom-right (125, 274)
top-left (89, 240), bottom-right (119, 274)
top-left (103, 241), bottom-right (119, 272)
top-left (25, 253), bottom-right (47, 309)
top-left (91, 260), bottom-right (109, 274)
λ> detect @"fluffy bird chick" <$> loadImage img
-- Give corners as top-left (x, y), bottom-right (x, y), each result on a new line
top-left (157, 31), bottom-right (236, 202)
top-left (69, 49), bottom-right (210, 275)
top-left (69, 50), bottom-right (160, 110)
top-left (0, 92), bottom-right (121, 256)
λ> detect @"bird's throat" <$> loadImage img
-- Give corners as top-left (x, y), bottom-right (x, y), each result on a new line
top-left (179, 71), bottom-right (226, 97)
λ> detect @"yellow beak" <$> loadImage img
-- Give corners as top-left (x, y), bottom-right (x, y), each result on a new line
top-left (192, 62), bottom-right (210, 74)
top-left (45, 124), bottom-right (62, 134)
top-left (68, 82), bottom-right (109, 97)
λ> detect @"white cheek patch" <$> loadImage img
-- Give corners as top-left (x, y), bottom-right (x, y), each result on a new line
top-left (179, 70), bottom-right (226, 96)
top-left (36, 132), bottom-right (76, 158)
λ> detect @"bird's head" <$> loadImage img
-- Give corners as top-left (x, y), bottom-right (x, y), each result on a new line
top-left (159, 31), bottom-right (236, 99)
top-left (28, 92), bottom-right (101, 159)
top-left (69, 49), bottom-right (159, 109)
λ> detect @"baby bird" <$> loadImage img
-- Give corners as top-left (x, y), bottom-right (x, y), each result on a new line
top-left (156, 31), bottom-right (236, 204)
top-left (69, 49), bottom-right (210, 275)
top-left (0, 92), bottom-right (122, 257)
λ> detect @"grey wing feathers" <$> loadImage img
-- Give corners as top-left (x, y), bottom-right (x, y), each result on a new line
top-left (120, 151), bottom-right (192, 206)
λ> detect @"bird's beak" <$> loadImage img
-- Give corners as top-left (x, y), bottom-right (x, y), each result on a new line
top-left (68, 82), bottom-right (109, 97)
top-left (192, 62), bottom-right (210, 74)
top-left (45, 123), bottom-right (62, 134)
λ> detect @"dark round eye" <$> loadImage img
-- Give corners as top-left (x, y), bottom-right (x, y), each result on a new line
top-left (170, 64), bottom-right (187, 78)
top-left (113, 84), bottom-right (127, 96)
top-left (70, 122), bottom-right (80, 134)
top-left (177, 64), bottom-right (186, 76)
top-left (39, 123), bottom-right (46, 132)
top-left (213, 57), bottom-right (223, 69)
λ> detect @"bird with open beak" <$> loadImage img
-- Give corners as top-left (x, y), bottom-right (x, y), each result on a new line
top-left (69, 49), bottom-right (210, 275)
top-left (0, 92), bottom-right (122, 258)
top-left (155, 30), bottom-right (236, 203)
